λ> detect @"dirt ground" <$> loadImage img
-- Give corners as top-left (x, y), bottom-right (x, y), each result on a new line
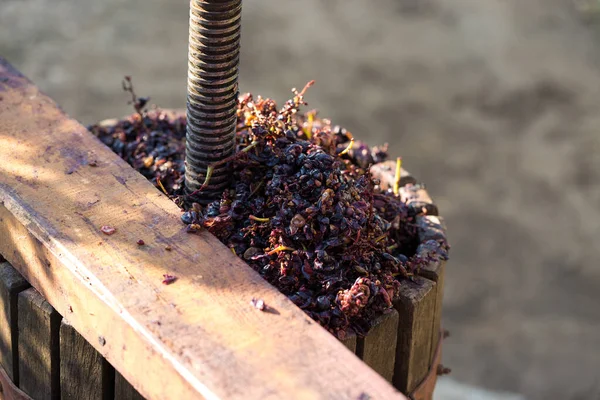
top-left (1, 1), bottom-right (599, 399)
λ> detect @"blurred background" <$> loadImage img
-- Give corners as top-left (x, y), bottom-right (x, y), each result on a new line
top-left (1, 0), bottom-right (599, 399)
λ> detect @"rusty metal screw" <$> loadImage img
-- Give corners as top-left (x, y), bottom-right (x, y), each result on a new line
top-left (185, 0), bottom-right (242, 203)
top-left (436, 364), bottom-right (452, 376)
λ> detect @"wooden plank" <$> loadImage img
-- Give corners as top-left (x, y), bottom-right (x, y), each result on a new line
top-left (115, 371), bottom-right (145, 400)
top-left (371, 161), bottom-right (447, 384)
top-left (392, 277), bottom-right (436, 393)
top-left (0, 57), bottom-right (404, 400)
top-left (17, 288), bottom-right (61, 400)
top-left (357, 310), bottom-right (399, 382)
top-left (409, 335), bottom-right (442, 400)
top-left (0, 262), bottom-right (30, 384)
top-left (340, 332), bottom-right (357, 354)
top-left (60, 319), bottom-right (114, 400)
top-left (416, 216), bottom-right (448, 365)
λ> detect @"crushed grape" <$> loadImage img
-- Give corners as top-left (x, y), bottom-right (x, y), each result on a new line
top-left (88, 80), bottom-right (449, 338)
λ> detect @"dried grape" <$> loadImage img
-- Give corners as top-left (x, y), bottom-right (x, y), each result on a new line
top-left (88, 80), bottom-right (449, 338)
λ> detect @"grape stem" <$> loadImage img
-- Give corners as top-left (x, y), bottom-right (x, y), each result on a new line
top-left (249, 215), bottom-right (270, 223)
top-left (393, 157), bottom-right (402, 196)
top-left (267, 245), bottom-right (295, 256)
top-left (338, 138), bottom-right (355, 156)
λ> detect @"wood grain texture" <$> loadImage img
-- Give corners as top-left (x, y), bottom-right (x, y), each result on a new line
top-left (371, 162), bottom-right (448, 390)
top-left (341, 332), bottom-right (357, 354)
top-left (0, 262), bottom-right (30, 384)
top-left (17, 288), bottom-right (61, 400)
top-left (115, 372), bottom-right (145, 400)
top-left (0, 57), bottom-right (404, 400)
top-left (416, 216), bottom-right (448, 365)
top-left (358, 310), bottom-right (399, 382)
top-left (60, 319), bottom-right (113, 400)
top-left (409, 334), bottom-right (442, 400)
top-left (392, 277), bottom-right (436, 393)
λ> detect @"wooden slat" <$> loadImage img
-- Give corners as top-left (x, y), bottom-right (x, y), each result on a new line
top-left (358, 310), bottom-right (399, 382)
top-left (340, 332), bottom-right (357, 354)
top-left (60, 319), bottom-right (113, 400)
top-left (0, 57), bottom-right (403, 400)
top-left (0, 262), bottom-right (30, 384)
top-left (371, 160), bottom-right (447, 389)
top-left (17, 288), bottom-right (61, 400)
top-left (392, 277), bottom-right (436, 393)
top-left (115, 372), bottom-right (145, 400)
top-left (416, 216), bottom-right (448, 365)
top-left (409, 335), bottom-right (442, 400)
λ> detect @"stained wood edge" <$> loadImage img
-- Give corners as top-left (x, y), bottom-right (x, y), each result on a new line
top-left (0, 57), bottom-right (405, 400)
top-left (0, 262), bottom-right (30, 383)
top-left (17, 287), bottom-right (61, 400)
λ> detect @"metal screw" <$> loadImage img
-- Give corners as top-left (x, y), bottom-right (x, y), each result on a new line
top-left (185, 0), bottom-right (242, 203)
top-left (436, 364), bottom-right (451, 375)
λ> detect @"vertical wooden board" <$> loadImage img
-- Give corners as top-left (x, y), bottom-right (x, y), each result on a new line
top-left (60, 319), bottom-right (113, 400)
top-left (0, 262), bottom-right (30, 384)
top-left (393, 277), bottom-right (436, 393)
top-left (416, 215), bottom-right (448, 364)
top-left (341, 332), bottom-right (357, 353)
top-left (115, 372), bottom-right (145, 400)
top-left (0, 58), bottom-right (406, 400)
top-left (419, 260), bottom-right (445, 366)
top-left (17, 288), bottom-right (61, 400)
top-left (358, 310), bottom-right (399, 382)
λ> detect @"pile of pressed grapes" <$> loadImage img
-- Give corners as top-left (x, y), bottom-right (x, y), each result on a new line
top-left (88, 80), bottom-right (448, 338)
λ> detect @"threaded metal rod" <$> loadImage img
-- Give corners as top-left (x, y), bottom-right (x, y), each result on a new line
top-left (185, 0), bottom-right (242, 203)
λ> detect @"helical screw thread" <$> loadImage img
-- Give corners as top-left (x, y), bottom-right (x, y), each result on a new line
top-left (185, 0), bottom-right (242, 203)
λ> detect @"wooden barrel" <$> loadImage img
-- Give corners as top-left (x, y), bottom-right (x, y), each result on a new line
top-left (0, 58), bottom-right (448, 400)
